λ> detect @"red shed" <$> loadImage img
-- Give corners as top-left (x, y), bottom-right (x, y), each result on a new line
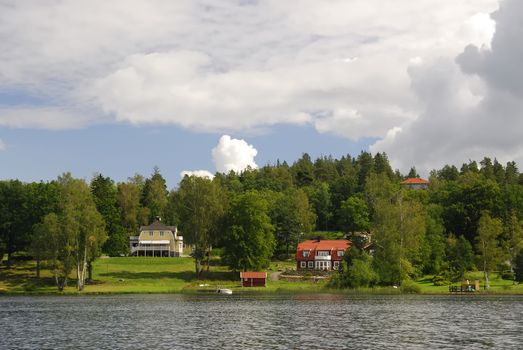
top-left (240, 272), bottom-right (267, 287)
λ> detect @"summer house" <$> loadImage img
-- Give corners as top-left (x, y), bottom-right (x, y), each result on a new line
top-left (129, 217), bottom-right (183, 257)
top-left (296, 239), bottom-right (351, 270)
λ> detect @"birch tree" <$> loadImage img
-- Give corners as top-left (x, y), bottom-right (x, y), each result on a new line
top-left (476, 213), bottom-right (504, 289)
top-left (175, 176), bottom-right (226, 278)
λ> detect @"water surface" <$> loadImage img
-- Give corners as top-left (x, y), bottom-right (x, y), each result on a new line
top-left (0, 294), bottom-right (521, 349)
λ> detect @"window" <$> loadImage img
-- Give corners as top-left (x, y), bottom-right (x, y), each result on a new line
top-left (149, 231), bottom-right (153, 236)
top-left (308, 261), bottom-right (313, 269)
top-left (300, 261), bottom-right (306, 268)
top-left (337, 250), bottom-right (344, 257)
top-left (160, 231), bottom-right (164, 236)
top-left (317, 251), bottom-right (329, 256)
top-left (333, 261), bottom-right (340, 269)
top-left (303, 251), bottom-right (309, 257)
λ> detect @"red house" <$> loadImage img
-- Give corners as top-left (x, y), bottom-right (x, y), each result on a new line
top-left (240, 272), bottom-right (267, 287)
top-left (400, 177), bottom-right (429, 190)
top-left (296, 239), bottom-right (351, 271)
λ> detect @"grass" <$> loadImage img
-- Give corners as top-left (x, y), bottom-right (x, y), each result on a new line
top-left (1, 257), bottom-right (522, 295)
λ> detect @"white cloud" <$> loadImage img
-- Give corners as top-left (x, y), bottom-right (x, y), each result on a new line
top-left (0, 138), bottom-right (6, 151)
top-left (0, 0), bottom-right (499, 140)
top-left (371, 0), bottom-right (523, 174)
top-left (180, 170), bottom-right (214, 180)
top-left (212, 135), bottom-right (257, 173)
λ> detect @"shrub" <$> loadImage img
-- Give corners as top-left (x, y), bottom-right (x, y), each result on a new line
top-left (501, 271), bottom-right (515, 281)
top-left (401, 279), bottom-right (421, 294)
top-left (432, 274), bottom-right (450, 286)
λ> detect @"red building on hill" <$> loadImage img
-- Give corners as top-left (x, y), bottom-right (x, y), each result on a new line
top-left (296, 239), bottom-right (351, 271)
top-left (400, 177), bottom-right (429, 190)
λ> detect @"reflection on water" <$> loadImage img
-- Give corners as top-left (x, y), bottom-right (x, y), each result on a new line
top-left (0, 294), bottom-right (522, 349)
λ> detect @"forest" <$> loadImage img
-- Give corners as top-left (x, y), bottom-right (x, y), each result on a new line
top-left (1, 152), bottom-right (523, 290)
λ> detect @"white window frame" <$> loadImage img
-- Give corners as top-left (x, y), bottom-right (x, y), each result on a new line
top-left (308, 261), bottom-right (313, 269)
top-left (333, 261), bottom-right (340, 269)
top-left (160, 231), bottom-right (164, 236)
top-left (149, 231), bottom-right (154, 237)
top-left (303, 251), bottom-right (309, 257)
top-left (337, 250), bottom-right (344, 257)
top-left (300, 261), bottom-right (306, 268)
top-left (317, 251), bottom-right (329, 256)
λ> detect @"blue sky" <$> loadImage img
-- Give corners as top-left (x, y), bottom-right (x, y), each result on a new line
top-left (0, 123), bottom-right (375, 188)
top-left (1, 0), bottom-right (521, 186)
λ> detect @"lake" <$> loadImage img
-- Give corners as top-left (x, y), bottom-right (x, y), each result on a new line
top-left (0, 294), bottom-right (522, 349)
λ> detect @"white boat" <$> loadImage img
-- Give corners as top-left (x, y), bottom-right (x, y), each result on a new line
top-left (216, 288), bottom-right (233, 295)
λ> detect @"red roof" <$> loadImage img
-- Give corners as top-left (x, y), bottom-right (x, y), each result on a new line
top-left (401, 177), bottom-right (429, 185)
top-left (240, 272), bottom-right (267, 279)
top-left (297, 240), bottom-right (351, 251)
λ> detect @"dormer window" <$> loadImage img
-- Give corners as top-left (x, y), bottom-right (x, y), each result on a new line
top-left (337, 250), bottom-right (344, 257)
top-left (303, 251), bottom-right (309, 257)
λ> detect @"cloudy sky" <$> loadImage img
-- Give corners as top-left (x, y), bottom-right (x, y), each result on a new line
top-left (0, 0), bottom-right (520, 187)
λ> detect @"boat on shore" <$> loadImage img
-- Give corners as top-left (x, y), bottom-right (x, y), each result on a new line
top-left (217, 288), bottom-right (233, 295)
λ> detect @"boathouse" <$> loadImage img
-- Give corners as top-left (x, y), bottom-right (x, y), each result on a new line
top-left (240, 272), bottom-right (267, 287)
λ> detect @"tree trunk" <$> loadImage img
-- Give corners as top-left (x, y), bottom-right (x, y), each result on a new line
top-left (87, 261), bottom-right (93, 283)
top-left (36, 257), bottom-right (41, 279)
top-left (483, 240), bottom-right (490, 289)
top-left (195, 259), bottom-right (201, 279)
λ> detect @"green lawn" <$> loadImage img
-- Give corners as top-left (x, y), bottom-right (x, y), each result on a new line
top-left (1, 257), bottom-right (522, 295)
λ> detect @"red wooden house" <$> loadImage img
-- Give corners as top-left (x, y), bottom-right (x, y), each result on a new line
top-left (240, 272), bottom-right (267, 287)
top-left (296, 239), bottom-right (351, 270)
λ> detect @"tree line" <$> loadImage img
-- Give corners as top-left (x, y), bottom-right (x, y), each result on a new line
top-left (1, 153), bottom-right (523, 289)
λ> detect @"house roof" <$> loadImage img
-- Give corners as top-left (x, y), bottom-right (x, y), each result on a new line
top-left (297, 239), bottom-right (351, 251)
top-left (400, 177), bottom-right (429, 185)
top-left (140, 219), bottom-right (177, 232)
top-left (240, 272), bottom-right (267, 279)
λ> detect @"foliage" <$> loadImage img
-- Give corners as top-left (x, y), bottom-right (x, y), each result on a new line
top-left (400, 279), bottom-right (421, 294)
top-left (446, 234), bottom-right (475, 280)
top-left (515, 250), bottom-right (523, 282)
top-left (175, 176), bottom-right (226, 277)
top-left (476, 212), bottom-right (504, 289)
top-left (334, 246), bottom-right (378, 288)
top-left (222, 191), bottom-right (275, 271)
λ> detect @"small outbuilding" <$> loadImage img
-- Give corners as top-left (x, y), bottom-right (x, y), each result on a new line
top-left (240, 272), bottom-right (267, 287)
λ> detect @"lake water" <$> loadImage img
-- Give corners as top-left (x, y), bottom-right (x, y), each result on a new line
top-left (0, 294), bottom-right (522, 349)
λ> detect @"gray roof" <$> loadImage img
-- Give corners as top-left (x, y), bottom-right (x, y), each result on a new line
top-left (140, 220), bottom-right (177, 232)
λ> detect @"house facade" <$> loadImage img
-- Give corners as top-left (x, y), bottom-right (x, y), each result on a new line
top-left (400, 177), bottom-right (429, 190)
top-left (296, 239), bottom-right (351, 271)
top-left (129, 217), bottom-right (183, 257)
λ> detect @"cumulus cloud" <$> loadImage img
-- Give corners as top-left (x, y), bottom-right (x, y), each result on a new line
top-left (371, 0), bottom-right (523, 174)
top-left (180, 170), bottom-right (214, 180)
top-left (0, 0), bottom-right (499, 139)
top-left (212, 135), bottom-right (258, 173)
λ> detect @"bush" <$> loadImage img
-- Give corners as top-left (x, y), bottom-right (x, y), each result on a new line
top-left (432, 274), bottom-right (450, 286)
top-left (401, 279), bottom-right (421, 294)
top-left (501, 271), bottom-right (515, 281)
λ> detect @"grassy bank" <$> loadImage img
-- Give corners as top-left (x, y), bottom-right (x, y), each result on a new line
top-left (1, 257), bottom-right (522, 295)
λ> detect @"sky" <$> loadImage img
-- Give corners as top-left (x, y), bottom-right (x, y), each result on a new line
top-left (1, 0), bottom-right (521, 188)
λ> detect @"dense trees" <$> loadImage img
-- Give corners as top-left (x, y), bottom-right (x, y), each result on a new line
top-left (1, 153), bottom-right (523, 288)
